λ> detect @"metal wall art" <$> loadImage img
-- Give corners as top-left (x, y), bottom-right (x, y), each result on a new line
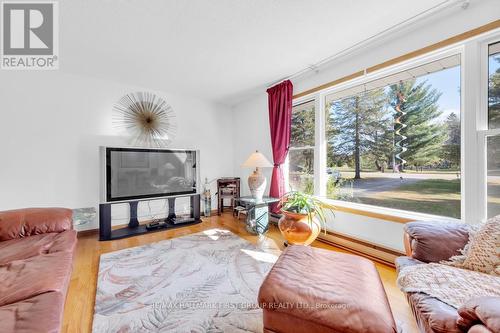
top-left (113, 92), bottom-right (177, 147)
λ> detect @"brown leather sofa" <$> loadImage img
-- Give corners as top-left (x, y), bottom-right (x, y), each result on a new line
top-left (396, 221), bottom-right (500, 333)
top-left (0, 208), bottom-right (77, 333)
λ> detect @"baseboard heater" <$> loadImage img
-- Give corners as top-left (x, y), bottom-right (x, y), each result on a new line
top-left (318, 231), bottom-right (405, 267)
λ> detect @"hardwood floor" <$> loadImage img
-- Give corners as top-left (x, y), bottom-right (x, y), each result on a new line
top-left (63, 213), bottom-right (418, 333)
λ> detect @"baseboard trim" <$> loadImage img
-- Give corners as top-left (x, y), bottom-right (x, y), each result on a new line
top-left (77, 228), bottom-right (98, 237)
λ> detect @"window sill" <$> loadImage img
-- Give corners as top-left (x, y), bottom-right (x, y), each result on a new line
top-left (322, 198), bottom-right (461, 224)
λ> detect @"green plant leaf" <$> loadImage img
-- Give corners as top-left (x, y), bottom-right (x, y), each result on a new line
top-left (280, 191), bottom-right (335, 232)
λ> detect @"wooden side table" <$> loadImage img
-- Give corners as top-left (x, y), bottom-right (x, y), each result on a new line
top-left (217, 178), bottom-right (240, 215)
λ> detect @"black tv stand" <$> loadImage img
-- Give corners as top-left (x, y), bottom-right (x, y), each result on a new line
top-left (99, 194), bottom-right (201, 241)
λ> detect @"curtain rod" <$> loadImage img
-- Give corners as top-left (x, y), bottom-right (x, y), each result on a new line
top-left (266, 0), bottom-right (469, 89)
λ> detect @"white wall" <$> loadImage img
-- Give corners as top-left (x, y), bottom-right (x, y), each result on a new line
top-left (0, 71), bottom-right (234, 230)
top-left (232, 96), bottom-right (273, 196)
top-left (231, 1), bottom-right (500, 251)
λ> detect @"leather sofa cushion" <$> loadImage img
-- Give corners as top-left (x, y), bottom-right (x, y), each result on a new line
top-left (395, 257), bottom-right (461, 333)
top-left (0, 230), bottom-right (76, 265)
top-left (0, 251), bottom-right (74, 307)
top-left (406, 291), bottom-right (462, 333)
top-left (0, 208), bottom-right (73, 241)
top-left (0, 207), bottom-right (76, 333)
top-left (46, 229), bottom-right (77, 253)
top-left (404, 221), bottom-right (469, 263)
top-left (0, 292), bottom-right (64, 333)
top-left (258, 245), bottom-right (397, 333)
top-left (458, 297), bottom-right (500, 332)
top-left (468, 325), bottom-right (494, 333)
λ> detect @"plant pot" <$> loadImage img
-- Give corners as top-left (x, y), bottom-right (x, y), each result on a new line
top-left (278, 210), bottom-right (321, 246)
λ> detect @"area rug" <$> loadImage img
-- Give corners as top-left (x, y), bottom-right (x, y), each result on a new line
top-left (92, 229), bottom-right (280, 333)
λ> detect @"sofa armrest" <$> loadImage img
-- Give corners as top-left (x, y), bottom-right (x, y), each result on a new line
top-left (394, 256), bottom-right (424, 274)
top-left (0, 208), bottom-right (73, 241)
top-left (403, 221), bottom-right (470, 263)
top-left (457, 297), bottom-right (500, 333)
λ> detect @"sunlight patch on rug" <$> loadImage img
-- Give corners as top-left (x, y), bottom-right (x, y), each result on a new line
top-left (92, 229), bottom-right (280, 333)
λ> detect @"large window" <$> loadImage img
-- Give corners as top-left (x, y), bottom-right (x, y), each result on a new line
top-left (324, 55), bottom-right (461, 218)
top-left (488, 42), bottom-right (500, 128)
top-left (287, 33), bottom-right (500, 223)
top-left (487, 136), bottom-right (500, 218)
top-left (487, 42), bottom-right (500, 218)
top-left (289, 100), bottom-right (315, 194)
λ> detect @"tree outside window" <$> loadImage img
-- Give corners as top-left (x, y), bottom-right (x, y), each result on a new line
top-left (324, 56), bottom-right (461, 218)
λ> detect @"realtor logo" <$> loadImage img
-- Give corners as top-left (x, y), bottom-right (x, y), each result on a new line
top-left (1, 1), bottom-right (58, 69)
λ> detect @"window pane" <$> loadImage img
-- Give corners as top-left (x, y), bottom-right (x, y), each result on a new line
top-left (291, 100), bottom-right (315, 147)
top-left (487, 135), bottom-right (500, 218)
top-left (325, 55), bottom-right (461, 218)
top-left (289, 148), bottom-right (314, 194)
top-left (489, 42), bottom-right (500, 129)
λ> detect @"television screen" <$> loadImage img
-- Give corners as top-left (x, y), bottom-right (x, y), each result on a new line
top-left (105, 148), bottom-right (198, 202)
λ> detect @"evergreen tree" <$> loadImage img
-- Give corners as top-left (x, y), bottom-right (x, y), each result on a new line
top-left (326, 106), bottom-right (341, 168)
top-left (442, 112), bottom-right (461, 168)
top-left (291, 105), bottom-right (315, 148)
top-left (489, 56), bottom-right (500, 127)
top-left (327, 88), bottom-right (388, 179)
top-left (371, 121), bottom-right (394, 172)
top-left (290, 104), bottom-right (315, 174)
top-left (365, 90), bottom-right (393, 172)
top-left (388, 80), bottom-right (446, 170)
top-left (444, 112), bottom-right (460, 145)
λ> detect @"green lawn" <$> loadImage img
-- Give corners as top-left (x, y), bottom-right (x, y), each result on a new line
top-left (334, 179), bottom-right (462, 219)
top-left (398, 178), bottom-right (460, 194)
top-left (487, 181), bottom-right (500, 218)
top-left (336, 168), bottom-right (460, 175)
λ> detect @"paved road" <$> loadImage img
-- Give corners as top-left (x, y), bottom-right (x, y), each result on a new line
top-left (337, 172), bottom-right (460, 195)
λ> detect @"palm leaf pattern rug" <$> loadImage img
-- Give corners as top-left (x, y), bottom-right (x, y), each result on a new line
top-left (93, 229), bottom-right (280, 333)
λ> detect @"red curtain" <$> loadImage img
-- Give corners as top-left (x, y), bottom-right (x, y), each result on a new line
top-left (267, 80), bottom-right (293, 212)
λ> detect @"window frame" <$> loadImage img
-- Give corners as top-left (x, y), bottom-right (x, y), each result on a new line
top-left (287, 99), bottom-right (318, 194)
top-left (478, 35), bottom-right (500, 221)
top-left (287, 28), bottom-right (500, 224)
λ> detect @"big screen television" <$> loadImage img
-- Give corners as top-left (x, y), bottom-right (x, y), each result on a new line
top-left (100, 147), bottom-right (199, 202)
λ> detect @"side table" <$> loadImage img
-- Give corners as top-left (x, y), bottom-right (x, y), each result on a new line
top-left (235, 196), bottom-right (280, 235)
top-left (217, 178), bottom-right (240, 215)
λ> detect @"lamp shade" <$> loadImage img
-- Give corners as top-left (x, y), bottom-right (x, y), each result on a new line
top-left (242, 150), bottom-right (273, 168)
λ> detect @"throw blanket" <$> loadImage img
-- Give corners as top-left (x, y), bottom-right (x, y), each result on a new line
top-left (398, 263), bottom-right (500, 309)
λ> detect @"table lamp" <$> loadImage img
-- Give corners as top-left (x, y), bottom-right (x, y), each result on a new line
top-left (242, 150), bottom-right (273, 200)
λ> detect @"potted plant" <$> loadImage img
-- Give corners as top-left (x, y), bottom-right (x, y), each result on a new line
top-left (278, 191), bottom-right (335, 246)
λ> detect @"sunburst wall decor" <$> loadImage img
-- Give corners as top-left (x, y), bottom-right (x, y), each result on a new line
top-left (113, 92), bottom-right (177, 147)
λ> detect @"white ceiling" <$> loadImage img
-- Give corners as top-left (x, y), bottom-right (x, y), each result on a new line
top-left (61, 0), bottom-right (446, 105)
